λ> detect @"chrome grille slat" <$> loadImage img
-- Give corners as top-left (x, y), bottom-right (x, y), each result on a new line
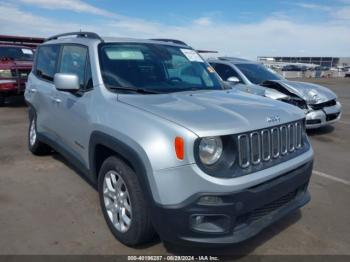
top-left (238, 134), bottom-right (250, 168)
top-left (288, 124), bottom-right (295, 152)
top-left (261, 130), bottom-right (271, 161)
top-left (250, 132), bottom-right (261, 165)
top-left (271, 127), bottom-right (280, 158)
top-left (280, 126), bottom-right (288, 155)
top-left (237, 121), bottom-right (304, 168)
top-left (295, 122), bottom-right (302, 149)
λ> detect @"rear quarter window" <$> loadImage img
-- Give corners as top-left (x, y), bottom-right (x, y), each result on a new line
top-left (35, 45), bottom-right (60, 82)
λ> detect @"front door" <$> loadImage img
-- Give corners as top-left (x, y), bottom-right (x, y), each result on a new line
top-left (53, 45), bottom-right (93, 167)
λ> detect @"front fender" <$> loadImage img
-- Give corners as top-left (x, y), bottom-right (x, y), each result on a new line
top-left (88, 131), bottom-right (160, 204)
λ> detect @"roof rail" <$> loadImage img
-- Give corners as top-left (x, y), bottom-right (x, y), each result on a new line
top-left (150, 38), bottom-right (188, 46)
top-left (197, 49), bottom-right (218, 54)
top-left (218, 57), bottom-right (250, 62)
top-left (45, 32), bottom-right (103, 42)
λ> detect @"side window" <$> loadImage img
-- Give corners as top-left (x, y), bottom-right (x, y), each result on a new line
top-left (58, 45), bottom-right (89, 89)
top-left (35, 45), bottom-right (60, 82)
top-left (213, 63), bottom-right (242, 82)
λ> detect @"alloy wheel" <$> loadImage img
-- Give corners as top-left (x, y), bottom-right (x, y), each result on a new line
top-left (103, 171), bottom-right (132, 233)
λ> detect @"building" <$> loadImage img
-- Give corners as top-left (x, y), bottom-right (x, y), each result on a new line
top-left (257, 56), bottom-right (350, 68)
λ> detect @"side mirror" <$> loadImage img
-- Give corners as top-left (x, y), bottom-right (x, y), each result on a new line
top-left (226, 76), bottom-right (240, 84)
top-left (54, 73), bottom-right (80, 92)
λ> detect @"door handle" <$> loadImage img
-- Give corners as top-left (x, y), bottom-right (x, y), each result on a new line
top-left (51, 97), bottom-right (62, 104)
top-left (29, 88), bottom-right (37, 93)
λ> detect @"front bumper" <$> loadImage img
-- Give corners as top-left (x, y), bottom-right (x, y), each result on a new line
top-left (305, 101), bottom-right (342, 129)
top-left (151, 160), bottom-right (313, 245)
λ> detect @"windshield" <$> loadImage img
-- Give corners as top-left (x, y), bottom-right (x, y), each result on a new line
top-left (98, 43), bottom-right (223, 93)
top-left (0, 46), bottom-right (34, 61)
top-left (235, 63), bottom-right (282, 84)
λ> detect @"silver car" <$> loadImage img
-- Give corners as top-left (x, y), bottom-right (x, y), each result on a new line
top-left (209, 57), bottom-right (342, 129)
top-left (25, 32), bottom-right (313, 246)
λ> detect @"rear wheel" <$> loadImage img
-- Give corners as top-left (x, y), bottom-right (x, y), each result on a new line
top-left (28, 114), bottom-right (51, 155)
top-left (98, 156), bottom-right (155, 246)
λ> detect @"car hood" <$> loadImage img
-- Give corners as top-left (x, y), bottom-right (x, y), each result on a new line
top-left (118, 90), bottom-right (304, 137)
top-left (232, 83), bottom-right (266, 96)
top-left (270, 80), bottom-right (337, 104)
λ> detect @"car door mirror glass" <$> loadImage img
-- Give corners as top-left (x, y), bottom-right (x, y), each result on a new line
top-left (54, 73), bottom-right (80, 92)
top-left (227, 76), bottom-right (240, 84)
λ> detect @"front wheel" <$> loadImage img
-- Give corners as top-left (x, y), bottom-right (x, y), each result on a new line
top-left (28, 114), bottom-right (51, 155)
top-left (98, 156), bottom-right (155, 246)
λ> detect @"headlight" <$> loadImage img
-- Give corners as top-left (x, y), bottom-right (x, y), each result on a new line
top-left (0, 69), bottom-right (12, 78)
top-left (306, 89), bottom-right (320, 104)
top-left (199, 136), bottom-right (223, 165)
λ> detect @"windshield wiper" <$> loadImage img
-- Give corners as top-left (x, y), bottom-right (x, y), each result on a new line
top-left (107, 85), bottom-right (161, 94)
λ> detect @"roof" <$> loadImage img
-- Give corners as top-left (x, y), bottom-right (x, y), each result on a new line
top-left (207, 56), bottom-right (258, 65)
top-left (218, 57), bottom-right (257, 64)
top-left (103, 37), bottom-right (188, 47)
top-left (43, 32), bottom-right (189, 48)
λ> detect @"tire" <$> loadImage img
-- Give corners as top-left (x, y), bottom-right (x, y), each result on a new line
top-left (98, 156), bottom-right (155, 246)
top-left (28, 113), bottom-right (51, 155)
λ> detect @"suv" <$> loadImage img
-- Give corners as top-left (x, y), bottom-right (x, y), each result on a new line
top-left (0, 44), bottom-right (34, 106)
top-left (25, 32), bottom-right (313, 246)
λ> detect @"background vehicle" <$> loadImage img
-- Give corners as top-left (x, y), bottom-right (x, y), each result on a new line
top-left (209, 57), bottom-right (342, 129)
top-left (282, 64), bottom-right (307, 72)
top-left (0, 35), bottom-right (44, 106)
top-left (25, 32), bottom-right (313, 247)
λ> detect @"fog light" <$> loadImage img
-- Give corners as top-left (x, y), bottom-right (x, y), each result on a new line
top-left (190, 215), bottom-right (230, 233)
top-left (198, 196), bottom-right (223, 205)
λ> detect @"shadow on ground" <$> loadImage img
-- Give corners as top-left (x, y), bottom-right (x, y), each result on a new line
top-left (1, 96), bottom-right (27, 107)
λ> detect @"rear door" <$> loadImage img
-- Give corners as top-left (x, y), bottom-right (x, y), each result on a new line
top-left (53, 44), bottom-right (93, 166)
top-left (26, 44), bottom-right (60, 141)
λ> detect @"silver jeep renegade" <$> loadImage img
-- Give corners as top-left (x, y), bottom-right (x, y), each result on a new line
top-left (25, 32), bottom-right (314, 246)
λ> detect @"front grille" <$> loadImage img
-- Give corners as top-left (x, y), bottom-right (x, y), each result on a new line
top-left (237, 121), bottom-right (304, 168)
top-left (326, 112), bottom-right (340, 122)
top-left (17, 69), bottom-right (31, 79)
top-left (235, 186), bottom-right (304, 228)
top-left (248, 190), bottom-right (297, 222)
top-left (310, 99), bottom-right (336, 110)
top-left (10, 68), bottom-right (31, 79)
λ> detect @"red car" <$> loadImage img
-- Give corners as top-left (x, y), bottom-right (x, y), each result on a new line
top-left (0, 45), bottom-right (34, 105)
top-left (0, 35), bottom-right (44, 106)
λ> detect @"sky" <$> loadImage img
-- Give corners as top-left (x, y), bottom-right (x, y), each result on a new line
top-left (0, 0), bottom-right (349, 59)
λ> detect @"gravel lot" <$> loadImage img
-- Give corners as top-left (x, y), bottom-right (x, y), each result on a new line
top-left (0, 78), bottom-right (349, 256)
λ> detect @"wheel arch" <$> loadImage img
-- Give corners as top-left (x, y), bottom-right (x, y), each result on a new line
top-left (89, 131), bottom-right (157, 204)
top-left (26, 102), bottom-right (36, 120)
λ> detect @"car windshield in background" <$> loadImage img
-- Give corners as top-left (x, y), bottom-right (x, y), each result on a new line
top-left (235, 63), bottom-right (282, 84)
top-left (98, 43), bottom-right (223, 93)
top-left (0, 47), bottom-right (34, 61)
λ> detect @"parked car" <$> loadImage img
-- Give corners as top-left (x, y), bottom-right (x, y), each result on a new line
top-left (25, 32), bottom-right (313, 246)
top-left (0, 45), bottom-right (34, 106)
top-left (208, 57), bottom-right (342, 129)
top-left (281, 64), bottom-right (307, 72)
